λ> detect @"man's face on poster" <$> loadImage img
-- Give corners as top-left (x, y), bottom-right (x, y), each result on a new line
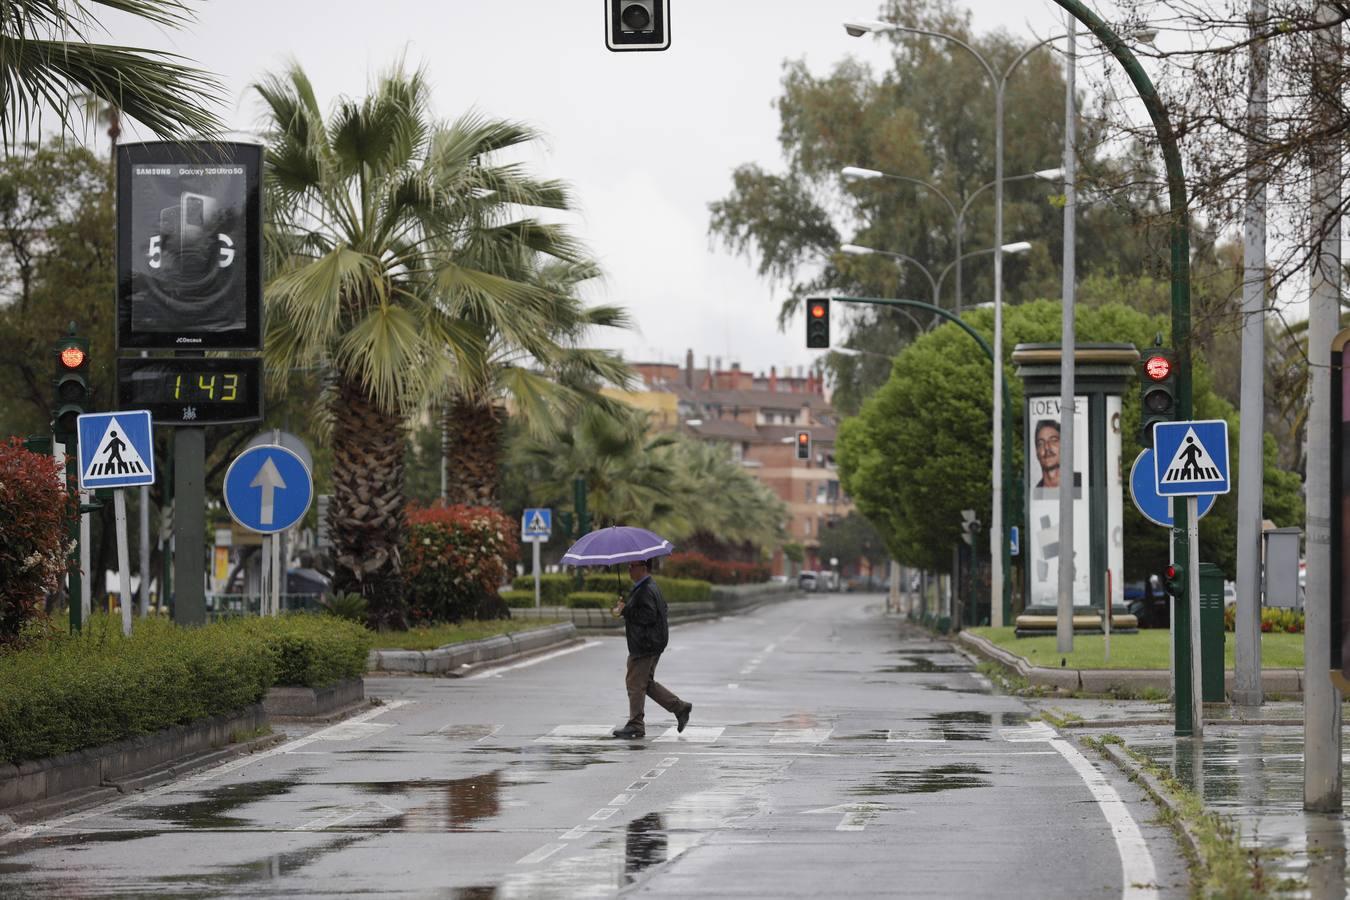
top-left (1036, 422), bottom-right (1061, 488)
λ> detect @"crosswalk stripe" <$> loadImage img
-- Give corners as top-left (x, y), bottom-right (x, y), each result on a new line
top-left (654, 725), bottom-right (724, 743)
top-left (771, 727), bottom-right (834, 743)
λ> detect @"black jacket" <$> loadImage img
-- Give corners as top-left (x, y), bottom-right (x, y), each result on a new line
top-left (622, 576), bottom-right (669, 657)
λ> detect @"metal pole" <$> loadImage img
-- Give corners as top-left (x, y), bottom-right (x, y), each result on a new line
top-left (114, 490), bottom-right (133, 636)
top-left (1234, 0), bottom-right (1268, 709)
top-left (990, 80), bottom-right (1006, 627)
top-left (139, 349), bottom-right (150, 618)
top-left (271, 529), bottom-right (281, 616)
top-left (1056, 13), bottom-right (1078, 655)
top-left (79, 486), bottom-right (90, 622)
top-left (953, 216), bottom-right (963, 313)
top-left (533, 539), bottom-right (542, 609)
top-left (1187, 495), bottom-right (1203, 737)
top-left (173, 426), bottom-right (206, 625)
top-left (1304, 0), bottom-right (1342, 814)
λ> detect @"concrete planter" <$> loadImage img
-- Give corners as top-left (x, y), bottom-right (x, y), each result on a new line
top-left (0, 704), bottom-right (268, 815)
top-left (264, 677), bottom-right (365, 718)
top-left (367, 622), bottom-right (581, 675)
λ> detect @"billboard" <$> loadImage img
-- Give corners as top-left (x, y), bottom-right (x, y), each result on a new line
top-left (1026, 395), bottom-right (1091, 608)
top-left (116, 141), bottom-right (263, 350)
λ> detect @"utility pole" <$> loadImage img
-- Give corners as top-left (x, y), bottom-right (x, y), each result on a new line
top-left (1234, 0), bottom-right (1268, 709)
top-left (1056, 12), bottom-right (1078, 655)
top-left (1304, 1), bottom-right (1342, 813)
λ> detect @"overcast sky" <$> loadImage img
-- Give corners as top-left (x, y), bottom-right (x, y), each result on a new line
top-left (106, 0), bottom-right (1080, 377)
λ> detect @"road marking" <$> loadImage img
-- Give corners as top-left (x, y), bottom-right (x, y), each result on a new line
top-left (654, 725), bottom-right (724, 743)
top-left (589, 807), bottom-right (619, 821)
top-left (803, 801), bottom-right (892, 831)
top-left (1001, 722), bottom-right (1057, 742)
top-left (763, 643), bottom-right (777, 653)
top-left (308, 720), bottom-right (391, 742)
top-left (465, 640), bottom-right (598, 679)
top-left (626, 781), bottom-right (649, 791)
top-left (0, 700), bottom-right (412, 847)
top-left (1049, 738), bottom-right (1159, 900)
top-left (609, 793), bottom-right (633, 806)
top-left (771, 727), bottom-right (833, 744)
top-left (559, 824), bottom-right (593, 840)
top-left (534, 725), bottom-right (615, 744)
top-left (727, 683), bottom-right (739, 690)
top-left (516, 843), bottom-right (566, 865)
top-left (887, 728), bottom-right (946, 743)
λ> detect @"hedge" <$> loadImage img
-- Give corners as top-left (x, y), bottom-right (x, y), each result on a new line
top-left (501, 589), bottom-right (536, 609)
top-left (511, 574), bottom-right (712, 605)
top-left (405, 504), bottom-right (518, 623)
top-left (565, 592), bottom-right (612, 609)
top-left (663, 552), bottom-right (771, 585)
top-left (0, 438), bottom-right (73, 645)
top-left (0, 613), bottom-right (371, 765)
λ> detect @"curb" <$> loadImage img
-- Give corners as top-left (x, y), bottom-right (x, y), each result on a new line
top-left (957, 630), bottom-right (1304, 697)
top-left (1092, 738), bottom-right (1204, 864)
top-left (366, 623), bottom-right (580, 675)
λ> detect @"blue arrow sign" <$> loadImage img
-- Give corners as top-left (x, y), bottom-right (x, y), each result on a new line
top-left (223, 444), bottom-right (313, 533)
top-left (522, 507), bottom-right (552, 541)
top-left (1130, 449), bottom-right (1216, 527)
top-left (77, 410), bottom-right (155, 489)
top-left (1153, 419), bottom-right (1231, 496)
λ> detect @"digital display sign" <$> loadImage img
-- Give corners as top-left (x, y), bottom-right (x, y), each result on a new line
top-left (116, 141), bottom-right (263, 350)
top-left (116, 357), bottom-right (262, 425)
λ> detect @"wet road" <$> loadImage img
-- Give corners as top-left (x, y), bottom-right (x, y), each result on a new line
top-left (0, 594), bottom-right (1187, 898)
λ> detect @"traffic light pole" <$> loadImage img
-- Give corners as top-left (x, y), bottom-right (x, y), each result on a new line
top-left (827, 295), bottom-right (1014, 626)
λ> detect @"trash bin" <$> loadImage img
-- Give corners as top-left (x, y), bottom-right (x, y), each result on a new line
top-left (1199, 563), bottom-right (1226, 702)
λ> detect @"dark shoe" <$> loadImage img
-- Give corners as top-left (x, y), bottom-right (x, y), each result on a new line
top-left (676, 703), bottom-right (692, 733)
top-left (612, 727), bottom-right (645, 739)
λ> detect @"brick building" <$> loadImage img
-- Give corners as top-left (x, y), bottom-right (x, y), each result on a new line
top-left (614, 350), bottom-right (854, 577)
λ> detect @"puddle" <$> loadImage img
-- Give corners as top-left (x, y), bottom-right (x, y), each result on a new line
top-left (876, 651), bottom-right (973, 673)
top-left (624, 812), bottom-right (667, 884)
top-left (468, 744), bottom-right (620, 771)
top-left (449, 888), bottom-right (499, 899)
top-left (127, 775), bottom-right (306, 829)
top-left (853, 763), bottom-right (991, 795)
top-left (899, 710), bottom-right (1030, 741)
top-left (154, 832), bottom-right (367, 888)
top-left (920, 681), bottom-right (992, 695)
top-left (350, 771), bottom-right (507, 831)
top-left (834, 730), bottom-right (890, 741)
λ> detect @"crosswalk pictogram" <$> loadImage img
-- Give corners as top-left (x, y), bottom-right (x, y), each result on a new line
top-left (1160, 428), bottom-right (1221, 483)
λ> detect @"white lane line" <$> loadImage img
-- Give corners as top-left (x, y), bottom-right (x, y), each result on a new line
top-left (559, 824), bottom-right (594, 840)
top-left (609, 793), bottom-right (633, 806)
top-left (0, 700), bottom-right (413, 847)
top-left (516, 843), bottom-right (567, 865)
top-left (763, 643), bottom-right (777, 654)
top-left (771, 728), bottom-right (833, 744)
top-left (589, 807), bottom-right (619, 821)
top-left (727, 683), bottom-right (739, 690)
top-left (887, 728), bottom-right (946, 743)
top-left (653, 726), bottom-right (724, 743)
top-left (465, 640), bottom-right (598, 679)
top-left (534, 725), bottom-right (615, 744)
top-left (1049, 739), bottom-right (1159, 900)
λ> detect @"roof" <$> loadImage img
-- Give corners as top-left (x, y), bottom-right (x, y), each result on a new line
top-left (687, 419), bottom-right (760, 441)
top-left (671, 386), bottom-right (831, 410)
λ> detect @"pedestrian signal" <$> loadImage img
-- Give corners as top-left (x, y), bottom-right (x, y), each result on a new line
top-left (806, 298), bottom-right (830, 348)
top-left (796, 430), bottom-right (811, 461)
top-left (1138, 347), bottom-right (1177, 448)
top-left (1163, 563), bottom-right (1185, 598)
top-left (52, 326), bottom-right (91, 436)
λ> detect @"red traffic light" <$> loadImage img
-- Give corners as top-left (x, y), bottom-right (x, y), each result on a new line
top-left (60, 346), bottom-right (87, 369)
top-left (1144, 355), bottom-right (1171, 381)
top-left (1165, 564), bottom-right (1178, 580)
top-left (797, 432), bottom-right (809, 445)
top-left (810, 303), bottom-right (827, 319)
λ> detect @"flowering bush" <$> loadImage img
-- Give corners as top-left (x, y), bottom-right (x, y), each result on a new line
top-left (662, 552), bottom-right (770, 585)
top-left (404, 504), bottom-right (519, 623)
top-left (1223, 604), bottom-right (1303, 634)
top-left (0, 439), bottom-right (73, 646)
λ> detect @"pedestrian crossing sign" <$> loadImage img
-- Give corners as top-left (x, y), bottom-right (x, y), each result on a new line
top-left (1152, 419), bottom-right (1230, 497)
top-left (76, 410), bottom-right (155, 489)
top-left (522, 507), bottom-right (552, 542)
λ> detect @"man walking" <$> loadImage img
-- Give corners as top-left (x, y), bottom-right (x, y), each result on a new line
top-left (611, 559), bottom-right (692, 739)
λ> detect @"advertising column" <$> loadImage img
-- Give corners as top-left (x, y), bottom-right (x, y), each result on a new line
top-left (1026, 395), bottom-right (1091, 609)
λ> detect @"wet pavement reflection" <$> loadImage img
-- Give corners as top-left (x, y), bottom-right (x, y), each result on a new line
top-left (624, 812), bottom-right (667, 883)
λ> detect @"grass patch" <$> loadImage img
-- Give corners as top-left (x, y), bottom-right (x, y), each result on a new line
top-left (368, 619), bottom-right (566, 651)
top-left (228, 724), bottom-right (272, 744)
top-left (968, 627), bottom-right (1304, 670)
top-left (1083, 734), bottom-right (1277, 898)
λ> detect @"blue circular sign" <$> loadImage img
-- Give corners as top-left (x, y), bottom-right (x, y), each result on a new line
top-left (223, 444), bottom-right (313, 533)
top-left (1129, 449), bottom-right (1216, 528)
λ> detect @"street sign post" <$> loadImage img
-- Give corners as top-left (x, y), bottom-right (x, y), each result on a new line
top-left (1151, 419), bottom-right (1231, 738)
top-left (522, 508), bottom-right (553, 608)
top-left (224, 445), bottom-right (313, 617)
top-left (77, 410), bottom-right (156, 636)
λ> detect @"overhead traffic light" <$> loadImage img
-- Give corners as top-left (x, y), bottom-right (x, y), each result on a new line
top-left (52, 326), bottom-right (91, 436)
top-left (1163, 563), bottom-right (1185, 598)
top-left (796, 430), bottom-right (811, 461)
top-left (806, 298), bottom-right (830, 348)
top-left (1138, 347), bottom-right (1177, 448)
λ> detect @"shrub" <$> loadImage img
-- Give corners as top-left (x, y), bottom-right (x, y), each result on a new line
top-left (512, 572), bottom-right (713, 604)
top-left (663, 552), bottom-right (770, 585)
top-left (1223, 605), bottom-right (1304, 634)
top-left (565, 592), bottom-right (612, 609)
top-left (321, 591), bottom-right (367, 623)
top-left (501, 589), bottom-right (536, 609)
top-left (0, 439), bottom-right (74, 646)
top-left (512, 573), bottom-right (583, 605)
top-left (405, 504), bottom-right (519, 623)
top-left (231, 614), bottom-right (372, 687)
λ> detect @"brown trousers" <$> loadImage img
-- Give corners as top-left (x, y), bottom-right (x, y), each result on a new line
top-left (625, 653), bottom-right (684, 732)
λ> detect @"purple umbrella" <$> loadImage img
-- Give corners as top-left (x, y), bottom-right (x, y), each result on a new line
top-left (560, 526), bottom-right (674, 567)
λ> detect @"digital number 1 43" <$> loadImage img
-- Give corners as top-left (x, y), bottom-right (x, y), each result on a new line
top-left (175, 373), bottom-right (238, 401)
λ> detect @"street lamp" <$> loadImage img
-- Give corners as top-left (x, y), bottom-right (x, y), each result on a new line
top-left (841, 241), bottom-right (1032, 316)
top-left (845, 17), bottom-right (1080, 626)
top-left (841, 166), bottom-right (1062, 312)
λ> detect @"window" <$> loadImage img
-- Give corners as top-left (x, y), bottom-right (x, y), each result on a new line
top-left (804, 482), bottom-right (813, 502)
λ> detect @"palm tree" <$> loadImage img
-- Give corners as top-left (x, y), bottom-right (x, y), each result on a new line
top-left (255, 63), bottom-right (584, 627)
top-left (2, 1), bottom-right (222, 147)
top-left (441, 257), bottom-right (635, 507)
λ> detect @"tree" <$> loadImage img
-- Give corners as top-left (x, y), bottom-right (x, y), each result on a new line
top-left (815, 512), bottom-right (888, 577)
top-left (0, 0), bottom-right (222, 147)
top-left (708, 0), bottom-right (1162, 411)
top-left (255, 63), bottom-right (584, 628)
top-left (835, 299), bottom-right (1303, 579)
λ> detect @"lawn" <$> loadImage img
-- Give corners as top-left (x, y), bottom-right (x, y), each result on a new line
top-left (967, 627), bottom-right (1305, 670)
top-left (368, 619), bottom-right (566, 651)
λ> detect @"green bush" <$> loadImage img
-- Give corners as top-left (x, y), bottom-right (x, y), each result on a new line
top-left (230, 614), bottom-right (372, 688)
top-left (565, 592), bottom-right (612, 609)
top-left (512, 573), bottom-right (581, 604)
top-left (0, 613), bottom-right (372, 765)
top-left (511, 573), bottom-right (712, 605)
top-left (500, 589), bottom-right (536, 609)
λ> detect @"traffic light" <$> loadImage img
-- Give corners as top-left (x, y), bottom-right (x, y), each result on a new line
top-left (52, 327), bottom-right (91, 436)
top-left (796, 430), bottom-right (811, 461)
top-left (1138, 347), bottom-right (1177, 447)
top-left (806, 297), bottom-right (830, 348)
top-left (1163, 563), bottom-right (1185, 598)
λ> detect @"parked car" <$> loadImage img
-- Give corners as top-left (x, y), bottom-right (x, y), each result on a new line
top-left (798, 570), bottom-right (818, 592)
top-left (1126, 574), bottom-right (1169, 628)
